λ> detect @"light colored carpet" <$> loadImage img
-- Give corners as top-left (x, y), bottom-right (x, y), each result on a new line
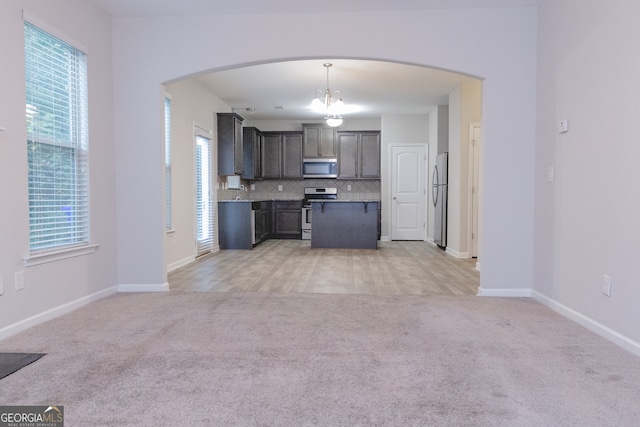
top-left (1, 292), bottom-right (639, 426)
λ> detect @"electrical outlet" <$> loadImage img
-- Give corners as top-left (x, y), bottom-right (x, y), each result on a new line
top-left (15, 271), bottom-right (24, 291)
top-left (602, 275), bottom-right (611, 297)
top-left (278, 185), bottom-right (283, 192)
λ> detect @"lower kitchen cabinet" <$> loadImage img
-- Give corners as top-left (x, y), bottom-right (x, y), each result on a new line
top-left (254, 201), bottom-right (272, 243)
top-left (311, 201), bottom-right (379, 249)
top-left (218, 201), bottom-right (272, 249)
top-left (273, 200), bottom-right (303, 239)
top-left (218, 202), bottom-right (253, 249)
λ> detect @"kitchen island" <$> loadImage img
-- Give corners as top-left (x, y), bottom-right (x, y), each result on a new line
top-left (310, 200), bottom-right (379, 249)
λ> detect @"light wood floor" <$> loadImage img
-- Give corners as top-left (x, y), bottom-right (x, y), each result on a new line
top-left (169, 240), bottom-right (480, 296)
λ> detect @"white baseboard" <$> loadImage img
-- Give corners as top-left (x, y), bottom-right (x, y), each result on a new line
top-left (477, 287), bottom-right (533, 297)
top-left (380, 235), bottom-right (390, 242)
top-left (167, 255), bottom-right (195, 273)
top-left (531, 290), bottom-right (640, 357)
top-left (118, 283), bottom-right (170, 292)
top-left (0, 286), bottom-right (118, 342)
top-left (445, 247), bottom-right (469, 259)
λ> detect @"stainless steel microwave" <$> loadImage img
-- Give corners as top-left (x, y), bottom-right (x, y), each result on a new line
top-left (302, 158), bottom-right (337, 178)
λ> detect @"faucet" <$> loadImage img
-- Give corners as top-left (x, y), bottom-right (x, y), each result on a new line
top-left (234, 184), bottom-right (246, 200)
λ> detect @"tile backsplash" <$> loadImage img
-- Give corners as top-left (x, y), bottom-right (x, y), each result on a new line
top-left (218, 178), bottom-right (380, 201)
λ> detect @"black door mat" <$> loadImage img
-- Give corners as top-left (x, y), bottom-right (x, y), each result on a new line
top-left (0, 353), bottom-right (46, 380)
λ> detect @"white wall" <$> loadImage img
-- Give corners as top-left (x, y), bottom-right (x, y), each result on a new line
top-left (164, 79), bottom-right (231, 270)
top-left (380, 114), bottom-right (430, 240)
top-left (448, 81), bottom-right (482, 259)
top-left (0, 0), bottom-right (116, 337)
top-left (534, 0), bottom-right (640, 350)
top-left (111, 7), bottom-right (538, 295)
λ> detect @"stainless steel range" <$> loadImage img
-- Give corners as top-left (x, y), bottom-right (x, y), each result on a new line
top-left (302, 187), bottom-right (337, 240)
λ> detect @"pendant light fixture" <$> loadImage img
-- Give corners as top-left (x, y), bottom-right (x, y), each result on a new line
top-left (311, 63), bottom-right (344, 127)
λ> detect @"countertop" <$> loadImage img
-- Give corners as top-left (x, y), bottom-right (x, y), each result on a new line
top-left (218, 199), bottom-right (303, 203)
top-left (309, 199), bottom-right (380, 203)
top-left (219, 199), bottom-right (380, 203)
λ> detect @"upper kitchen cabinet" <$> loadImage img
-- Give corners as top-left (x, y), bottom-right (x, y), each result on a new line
top-left (217, 112), bottom-right (244, 175)
top-left (337, 131), bottom-right (381, 179)
top-left (303, 124), bottom-right (337, 158)
top-left (242, 126), bottom-right (261, 179)
top-left (261, 131), bottom-right (303, 179)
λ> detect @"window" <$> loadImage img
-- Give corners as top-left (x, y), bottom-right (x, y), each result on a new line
top-left (195, 127), bottom-right (214, 256)
top-left (164, 95), bottom-right (172, 230)
top-left (24, 21), bottom-right (89, 252)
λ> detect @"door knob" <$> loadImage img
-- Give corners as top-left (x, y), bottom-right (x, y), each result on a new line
top-left (393, 196), bottom-right (397, 200)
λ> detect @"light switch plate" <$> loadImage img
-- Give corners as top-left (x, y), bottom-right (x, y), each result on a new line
top-left (15, 271), bottom-right (24, 291)
top-left (558, 120), bottom-right (569, 133)
top-left (602, 275), bottom-right (611, 297)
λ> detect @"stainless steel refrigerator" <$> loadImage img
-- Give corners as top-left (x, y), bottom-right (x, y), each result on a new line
top-left (432, 152), bottom-right (448, 249)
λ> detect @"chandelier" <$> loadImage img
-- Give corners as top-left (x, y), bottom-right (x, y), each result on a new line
top-left (311, 63), bottom-right (344, 127)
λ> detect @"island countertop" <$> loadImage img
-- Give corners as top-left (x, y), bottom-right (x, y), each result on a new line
top-left (308, 199), bottom-right (380, 203)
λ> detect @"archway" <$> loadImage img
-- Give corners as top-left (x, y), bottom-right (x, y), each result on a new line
top-left (162, 58), bottom-right (483, 293)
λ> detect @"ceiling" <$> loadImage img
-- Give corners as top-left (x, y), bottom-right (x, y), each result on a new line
top-left (89, 0), bottom-right (541, 17)
top-left (193, 59), bottom-right (479, 122)
top-left (90, 0), bottom-right (540, 123)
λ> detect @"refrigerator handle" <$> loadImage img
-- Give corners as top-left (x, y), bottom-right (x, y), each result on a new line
top-left (433, 165), bottom-right (439, 187)
top-left (432, 185), bottom-right (438, 207)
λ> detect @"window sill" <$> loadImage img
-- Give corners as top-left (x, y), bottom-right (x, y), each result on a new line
top-left (23, 244), bottom-right (99, 267)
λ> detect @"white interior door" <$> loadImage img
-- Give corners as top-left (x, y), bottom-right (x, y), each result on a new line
top-left (391, 145), bottom-right (426, 240)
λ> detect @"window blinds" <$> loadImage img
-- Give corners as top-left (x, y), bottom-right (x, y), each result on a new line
top-left (195, 128), bottom-right (214, 256)
top-left (24, 21), bottom-right (89, 251)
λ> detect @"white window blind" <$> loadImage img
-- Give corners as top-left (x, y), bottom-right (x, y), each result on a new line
top-left (195, 127), bottom-right (214, 256)
top-left (164, 96), bottom-right (172, 230)
top-left (24, 21), bottom-right (89, 252)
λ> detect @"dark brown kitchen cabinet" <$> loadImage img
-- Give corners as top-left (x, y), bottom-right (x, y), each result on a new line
top-left (254, 201), bottom-right (272, 243)
top-left (260, 131), bottom-right (303, 179)
top-left (303, 123), bottom-right (337, 158)
top-left (282, 132), bottom-right (303, 178)
top-left (242, 127), bottom-right (261, 179)
top-left (217, 112), bottom-right (244, 175)
top-left (273, 201), bottom-right (303, 238)
top-left (261, 133), bottom-right (281, 178)
top-left (337, 131), bottom-right (381, 179)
